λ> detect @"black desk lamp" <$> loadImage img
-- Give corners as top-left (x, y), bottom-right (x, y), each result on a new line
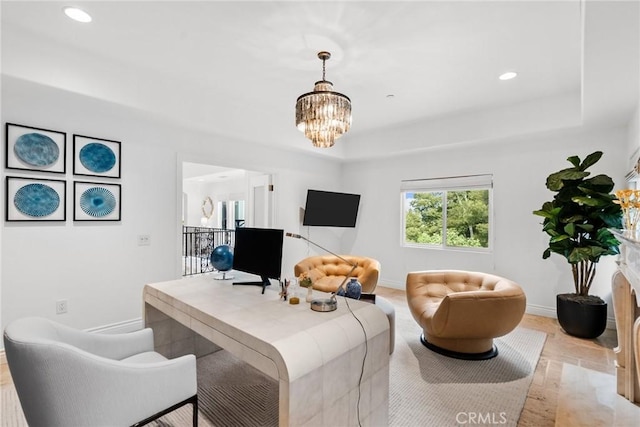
top-left (286, 232), bottom-right (356, 312)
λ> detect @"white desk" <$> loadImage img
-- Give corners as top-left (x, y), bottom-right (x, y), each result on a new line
top-left (143, 273), bottom-right (390, 426)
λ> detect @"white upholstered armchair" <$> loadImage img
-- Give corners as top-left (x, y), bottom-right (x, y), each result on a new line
top-left (3, 317), bottom-right (198, 427)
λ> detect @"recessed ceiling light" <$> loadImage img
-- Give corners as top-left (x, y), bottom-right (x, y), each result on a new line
top-left (499, 71), bottom-right (518, 81)
top-left (63, 7), bottom-right (92, 23)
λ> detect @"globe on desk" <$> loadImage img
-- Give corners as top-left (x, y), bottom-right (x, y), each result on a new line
top-left (210, 245), bottom-right (234, 280)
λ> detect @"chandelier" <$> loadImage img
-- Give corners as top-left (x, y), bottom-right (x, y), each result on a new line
top-left (295, 51), bottom-right (352, 148)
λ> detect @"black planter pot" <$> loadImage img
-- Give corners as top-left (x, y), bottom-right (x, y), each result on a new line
top-left (556, 293), bottom-right (607, 339)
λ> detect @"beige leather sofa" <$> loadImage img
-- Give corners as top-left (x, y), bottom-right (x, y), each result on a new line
top-left (294, 255), bottom-right (380, 294)
top-left (406, 270), bottom-right (526, 359)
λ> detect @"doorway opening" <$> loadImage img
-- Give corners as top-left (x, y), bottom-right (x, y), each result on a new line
top-left (181, 162), bottom-right (273, 276)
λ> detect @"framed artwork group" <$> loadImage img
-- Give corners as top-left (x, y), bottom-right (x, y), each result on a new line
top-left (4, 122), bottom-right (122, 222)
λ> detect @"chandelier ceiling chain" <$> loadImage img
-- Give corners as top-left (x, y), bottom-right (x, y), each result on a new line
top-left (295, 51), bottom-right (352, 148)
top-left (320, 52), bottom-right (327, 80)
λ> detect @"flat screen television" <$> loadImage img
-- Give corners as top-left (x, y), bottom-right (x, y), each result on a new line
top-left (232, 227), bottom-right (284, 293)
top-left (302, 189), bottom-right (361, 227)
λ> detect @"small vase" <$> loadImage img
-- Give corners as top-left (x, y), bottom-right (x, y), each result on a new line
top-left (337, 278), bottom-right (362, 300)
top-left (346, 278), bottom-right (362, 299)
top-left (306, 286), bottom-right (313, 303)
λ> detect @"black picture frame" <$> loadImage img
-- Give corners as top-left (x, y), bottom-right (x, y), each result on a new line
top-left (5, 123), bottom-right (66, 174)
top-left (73, 134), bottom-right (121, 178)
top-left (6, 176), bottom-right (66, 222)
top-left (73, 181), bottom-right (121, 221)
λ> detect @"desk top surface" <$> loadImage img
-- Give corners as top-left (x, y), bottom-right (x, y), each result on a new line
top-left (144, 272), bottom-right (389, 382)
top-left (144, 272), bottom-right (374, 337)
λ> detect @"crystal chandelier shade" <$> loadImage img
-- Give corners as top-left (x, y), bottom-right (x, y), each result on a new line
top-left (295, 52), bottom-right (352, 148)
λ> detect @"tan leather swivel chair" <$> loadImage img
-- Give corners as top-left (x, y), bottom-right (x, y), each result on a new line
top-left (406, 270), bottom-right (526, 360)
top-left (294, 255), bottom-right (380, 293)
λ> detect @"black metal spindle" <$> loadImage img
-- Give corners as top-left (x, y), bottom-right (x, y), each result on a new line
top-left (182, 226), bottom-right (235, 276)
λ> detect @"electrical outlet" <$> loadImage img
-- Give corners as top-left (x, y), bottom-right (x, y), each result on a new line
top-left (137, 235), bottom-right (151, 246)
top-left (56, 299), bottom-right (68, 314)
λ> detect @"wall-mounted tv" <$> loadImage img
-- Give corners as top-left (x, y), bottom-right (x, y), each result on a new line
top-left (232, 227), bottom-right (284, 294)
top-left (302, 189), bottom-right (361, 228)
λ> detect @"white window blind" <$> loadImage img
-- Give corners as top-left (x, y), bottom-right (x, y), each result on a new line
top-left (401, 174), bottom-right (493, 191)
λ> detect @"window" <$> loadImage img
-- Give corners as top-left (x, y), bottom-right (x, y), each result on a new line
top-left (401, 174), bottom-right (492, 250)
top-left (216, 200), bottom-right (245, 229)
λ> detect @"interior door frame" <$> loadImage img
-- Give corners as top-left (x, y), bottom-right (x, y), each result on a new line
top-left (248, 173), bottom-right (275, 228)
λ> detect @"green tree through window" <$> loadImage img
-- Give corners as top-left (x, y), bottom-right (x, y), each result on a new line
top-left (404, 189), bottom-right (490, 249)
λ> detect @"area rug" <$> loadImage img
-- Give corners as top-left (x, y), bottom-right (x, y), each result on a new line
top-left (1, 304), bottom-right (545, 427)
top-left (389, 305), bottom-right (546, 427)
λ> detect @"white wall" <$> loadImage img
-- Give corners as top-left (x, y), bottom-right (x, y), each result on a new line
top-left (627, 105), bottom-right (640, 170)
top-left (183, 180), bottom-right (207, 226)
top-left (1, 76), bottom-right (341, 333)
top-left (343, 125), bottom-right (628, 323)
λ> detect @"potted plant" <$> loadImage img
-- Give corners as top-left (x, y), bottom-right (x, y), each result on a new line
top-left (533, 151), bottom-right (623, 338)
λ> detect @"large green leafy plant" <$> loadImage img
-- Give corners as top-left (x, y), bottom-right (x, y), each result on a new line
top-left (533, 151), bottom-right (623, 300)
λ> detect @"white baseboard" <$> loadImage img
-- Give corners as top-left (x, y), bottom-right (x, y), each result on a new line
top-left (525, 303), bottom-right (556, 319)
top-left (85, 317), bottom-right (144, 334)
top-left (378, 278), bottom-right (404, 290)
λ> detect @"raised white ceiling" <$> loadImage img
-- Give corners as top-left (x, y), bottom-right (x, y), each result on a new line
top-left (1, 1), bottom-right (638, 160)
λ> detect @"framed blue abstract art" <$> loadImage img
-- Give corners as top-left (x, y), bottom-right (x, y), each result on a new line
top-left (73, 134), bottom-right (121, 178)
top-left (73, 181), bottom-right (121, 221)
top-left (5, 176), bottom-right (66, 222)
top-left (5, 123), bottom-right (66, 174)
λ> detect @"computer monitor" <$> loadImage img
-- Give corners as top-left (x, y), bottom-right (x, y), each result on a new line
top-left (232, 227), bottom-right (284, 294)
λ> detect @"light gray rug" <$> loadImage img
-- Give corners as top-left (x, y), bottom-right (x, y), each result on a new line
top-left (2, 304), bottom-right (545, 427)
top-left (389, 305), bottom-right (546, 427)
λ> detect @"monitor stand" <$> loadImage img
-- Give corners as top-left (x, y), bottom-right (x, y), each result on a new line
top-left (232, 276), bottom-right (271, 294)
top-left (214, 271), bottom-right (234, 280)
